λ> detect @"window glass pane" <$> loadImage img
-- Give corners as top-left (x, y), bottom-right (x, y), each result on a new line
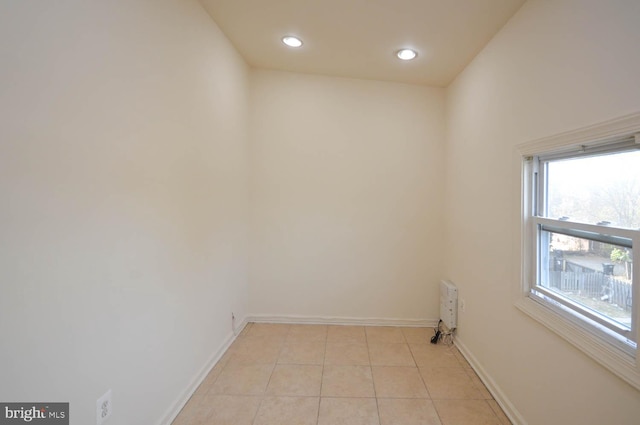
top-left (545, 150), bottom-right (640, 229)
top-left (540, 230), bottom-right (633, 330)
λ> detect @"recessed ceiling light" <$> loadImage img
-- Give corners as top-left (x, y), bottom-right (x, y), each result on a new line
top-left (396, 49), bottom-right (417, 61)
top-left (282, 36), bottom-right (303, 48)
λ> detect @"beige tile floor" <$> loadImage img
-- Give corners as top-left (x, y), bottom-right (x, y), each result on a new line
top-left (172, 323), bottom-right (512, 425)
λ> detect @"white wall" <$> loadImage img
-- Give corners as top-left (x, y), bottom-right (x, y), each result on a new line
top-left (0, 1), bottom-right (250, 424)
top-left (445, 1), bottom-right (640, 424)
top-left (249, 70), bottom-right (445, 322)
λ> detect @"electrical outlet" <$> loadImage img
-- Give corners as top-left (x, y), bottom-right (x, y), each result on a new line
top-left (460, 299), bottom-right (466, 313)
top-left (96, 390), bottom-right (112, 425)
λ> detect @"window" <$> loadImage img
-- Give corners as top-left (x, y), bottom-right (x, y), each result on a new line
top-left (518, 115), bottom-right (640, 390)
top-left (529, 146), bottom-right (640, 353)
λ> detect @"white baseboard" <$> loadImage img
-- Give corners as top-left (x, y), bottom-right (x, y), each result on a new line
top-left (454, 337), bottom-right (527, 425)
top-left (159, 317), bottom-right (248, 425)
top-left (247, 314), bottom-right (438, 328)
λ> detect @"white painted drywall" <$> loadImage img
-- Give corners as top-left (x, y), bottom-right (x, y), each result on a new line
top-left (445, 0), bottom-right (640, 423)
top-left (249, 70), bottom-right (445, 321)
top-left (0, 1), bottom-right (250, 424)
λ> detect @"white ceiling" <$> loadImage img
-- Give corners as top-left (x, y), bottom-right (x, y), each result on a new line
top-left (200, 0), bottom-right (526, 87)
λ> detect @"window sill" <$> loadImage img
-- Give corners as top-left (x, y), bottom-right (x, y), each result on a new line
top-left (515, 296), bottom-right (640, 391)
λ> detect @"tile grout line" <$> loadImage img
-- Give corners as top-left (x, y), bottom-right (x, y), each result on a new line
top-left (187, 322), bottom-right (254, 418)
top-left (404, 328), bottom-right (447, 424)
top-left (316, 326), bottom-right (329, 425)
top-left (407, 334), bottom-right (433, 399)
top-left (364, 326), bottom-right (383, 425)
top-left (451, 340), bottom-right (494, 400)
top-left (450, 342), bottom-right (503, 420)
top-left (413, 326), bottom-right (447, 425)
top-left (250, 324), bottom-right (289, 425)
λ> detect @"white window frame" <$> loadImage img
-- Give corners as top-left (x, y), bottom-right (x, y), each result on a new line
top-left (516, 112), bottom-right (640, 391)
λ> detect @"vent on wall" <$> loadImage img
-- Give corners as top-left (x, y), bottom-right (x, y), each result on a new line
top-left (440, 280), bottom-right (458, 330)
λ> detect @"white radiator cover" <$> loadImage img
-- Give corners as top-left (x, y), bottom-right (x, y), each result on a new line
top-left (440, 280), bottom-right (458, 330)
